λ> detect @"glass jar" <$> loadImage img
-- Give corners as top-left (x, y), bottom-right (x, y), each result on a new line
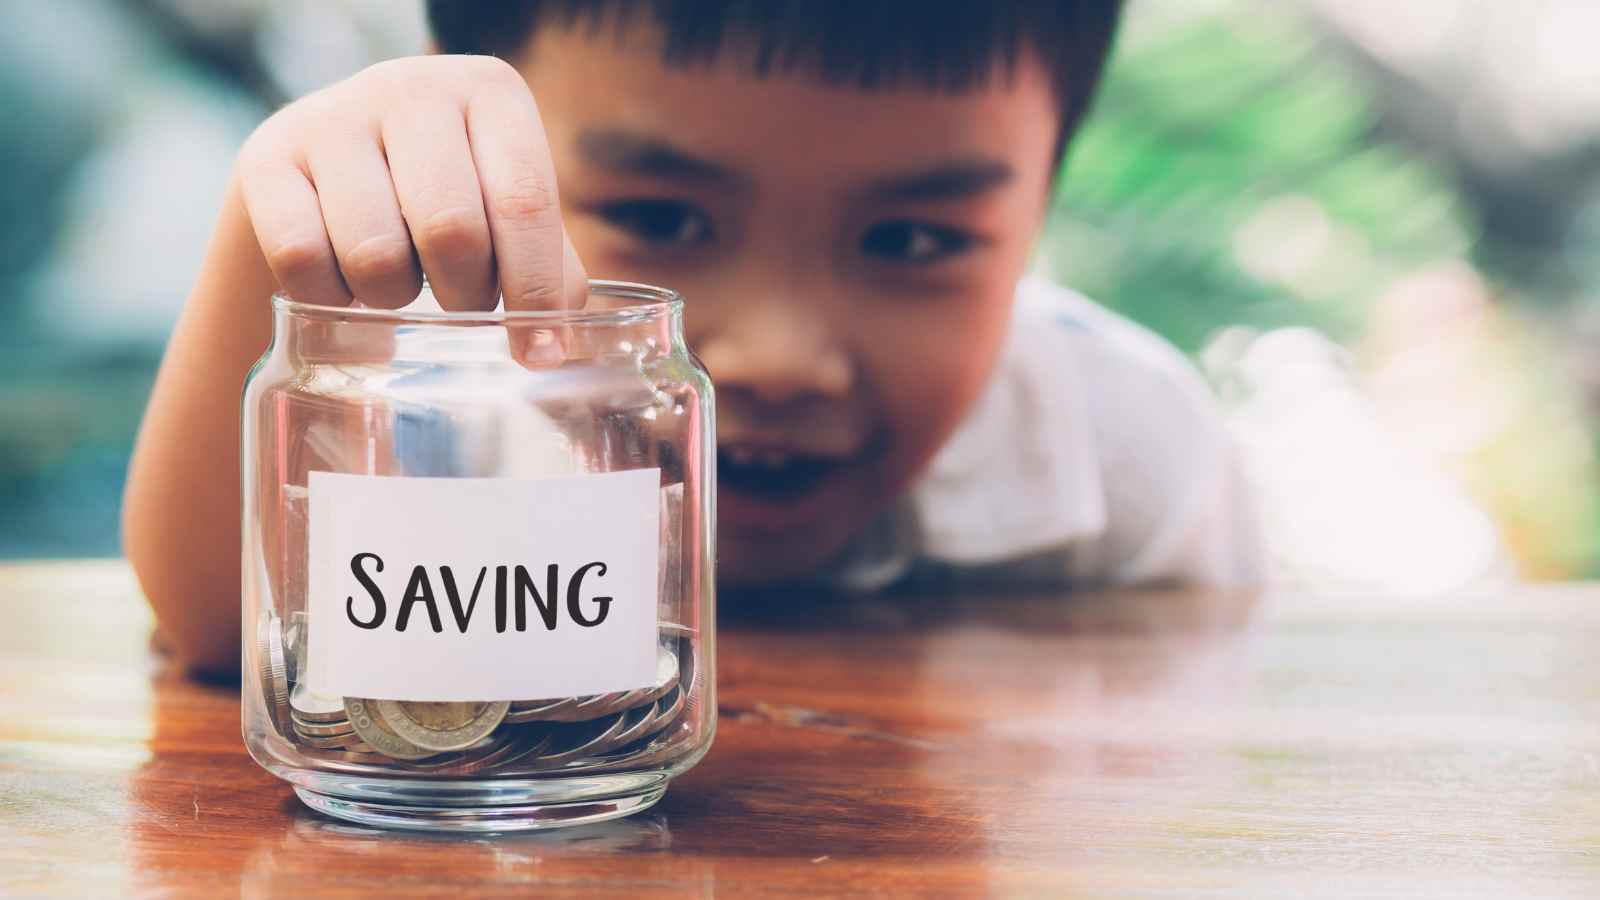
top-left (241, 281), bottom-right (715, 832)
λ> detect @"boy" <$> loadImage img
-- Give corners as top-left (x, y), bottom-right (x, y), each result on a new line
top-left (124, 1), bottom-right (1262, 673)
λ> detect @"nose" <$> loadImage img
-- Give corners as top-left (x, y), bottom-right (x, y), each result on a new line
top-left (693, 294), bottom-right (853, 406)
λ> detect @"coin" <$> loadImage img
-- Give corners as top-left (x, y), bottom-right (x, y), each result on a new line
top-left (291, 715), bottom-right (357, 739)
top-left (506, 647), bottom-right (680, 724)
top-left (294, 745), bottom-right (395, 768)
top-left (598, 700), bottom-right (659, 753)
top-left (376, 699), bottom-right (511, 753)
top-left (290, 683), bottom-right (348, 724)
top-left (650, 684), bottom-right (686, 735)
top-left (504, 696), bottom-right (582, 723)
top-left (533, 711), bottom-right (631, 767)
top-left (397, 733), bottom-right (526, 774)
top-left (637, 647), bottom-right (681, 703)
top-left (591, 691), bottom-right (694, 770)
top-left (601, 648), bottom-right (680, 713)
top-left (561, 691), bottom-right (635, 723)
top-left (435, 730), bottom-right (555, 776)
top-left (343, 697), bottom-right (437, 761)
top-left (659, 621), bottom-right (696, 640)
top-left (257, 612), bottom-right (291, 737)
top-left (296, 729), bottom-right (370, 751)
top-left (283, 612), bottom-right (306, 686)
top-left (464, 730), bottom-right (562, 776)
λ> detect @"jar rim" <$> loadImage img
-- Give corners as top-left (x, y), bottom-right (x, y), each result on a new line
top-left (271, 279), bottom-right (681, 325)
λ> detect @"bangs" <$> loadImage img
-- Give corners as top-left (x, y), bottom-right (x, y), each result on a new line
top-left (429, 1), bottom-right (1123, 142)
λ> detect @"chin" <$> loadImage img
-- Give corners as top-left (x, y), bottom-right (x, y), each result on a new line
top-left (715, 529), bottom-right (851, 588)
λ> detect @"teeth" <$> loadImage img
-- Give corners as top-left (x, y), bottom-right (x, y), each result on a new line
top-left (725, 447), bottom-right (793, 469)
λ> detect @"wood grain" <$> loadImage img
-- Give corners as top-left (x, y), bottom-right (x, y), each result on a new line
top-left (2, 562), bottom-right (1597, 897)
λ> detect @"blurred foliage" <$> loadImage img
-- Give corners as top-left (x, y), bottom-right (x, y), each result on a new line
top-left (1045, 2), bottom-right (1600, 578)
top-left (1046, 10), bottom-right (1471, 352)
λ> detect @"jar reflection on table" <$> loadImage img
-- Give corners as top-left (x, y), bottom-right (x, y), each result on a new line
top-left (240, 281), bottom-right (715, 832)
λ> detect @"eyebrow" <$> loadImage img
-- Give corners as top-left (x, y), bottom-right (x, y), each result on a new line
top-left (862, 159), bottom-right (1015, 203)
top-left (576, 128), bottom-right (745, 188)
top-left (575, 127), bottom-right (1014, 203)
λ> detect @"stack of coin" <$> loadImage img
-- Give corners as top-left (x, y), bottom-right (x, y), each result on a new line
top-left (289, 685), bottom-right (371, 751)
top-left (256, 611), bottom-right (698, 775)
top-left (257, 610), bottom-right (292, 739)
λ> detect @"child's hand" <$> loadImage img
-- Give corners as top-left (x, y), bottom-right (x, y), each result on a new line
top-left (236, 55), bottom-right (585, 312)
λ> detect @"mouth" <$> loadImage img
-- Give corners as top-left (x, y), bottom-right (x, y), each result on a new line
top-left (717, 446), bottom-right (845, 503)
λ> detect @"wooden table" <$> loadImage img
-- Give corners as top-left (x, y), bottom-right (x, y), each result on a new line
top-left (3, 562), bottom-right (1598, 897)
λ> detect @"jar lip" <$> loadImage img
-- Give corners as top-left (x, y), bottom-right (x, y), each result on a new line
top-left (271, 279), bottom-right (681, 325)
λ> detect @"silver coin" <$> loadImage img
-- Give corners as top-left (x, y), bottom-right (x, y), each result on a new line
top-left (561, 692), bottom-right (636, 723)
top-left (595, 683), bottom-right (691, 765)
top-left (595, 700), bottom-right (659, 754)
top-left (343, 697), bottom-right (438, 761)
top-left (507, 695), bottom-right (583, 717)
top-left (659, 621), bottom-right (696, 640)
top-left (617, 687), bottom-right (681, 752)
top-left (257, 612), bottom-right (291, 738)
top-left (291, 715), bottom-right (356, 738)
top-left (503, 707), bottom-right (556, 725)
top-left (376, 699), bottom-right (511, 753)
top-left (289, 683), bottom-right (348, 724)
top-left (294, 745), bottom-right (393, 767)
top-left (436, 731), bottom-right (556, 776)
top-left (282, 612), bottom-right (305, 686)
top-left (510, 697), bottom-right (612, 725)
top-left (296, 729), bottom-right (370, 751)
top-left (598, 649), bottom-right (681, 715)
top-left (468, 731), bottom-right (566, 776)
top-left (676, 633), bottom-right (697, 691)
top-left (525, 666), bottom-right (697, 773)
top-left (592, 691), bottom-right (694, 769)
top-left (531, 711), bottom-right (631, 767)
top-left (649, 685), bottom-right (687, 735)
top-left (636, 647), bottom-right (682, 703)
top-left (507, 648), bottom-right (680, 724)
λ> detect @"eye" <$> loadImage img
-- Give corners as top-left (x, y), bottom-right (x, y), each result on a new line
top-left (860, 221), bottom-right (973, 264)
top-left (594, 200), bottom-right (713, 246)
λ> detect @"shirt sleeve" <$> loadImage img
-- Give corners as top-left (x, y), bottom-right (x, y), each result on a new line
top-left (1107, 431), bottom-right (1266, 588)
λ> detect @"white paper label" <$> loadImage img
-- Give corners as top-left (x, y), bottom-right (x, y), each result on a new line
top-left (306, 469), bottom-right (660, 702)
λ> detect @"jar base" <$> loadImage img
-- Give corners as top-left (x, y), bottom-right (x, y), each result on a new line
top-left (293, 784), bottom-right (667, 833)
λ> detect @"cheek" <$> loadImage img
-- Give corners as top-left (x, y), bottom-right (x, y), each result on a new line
top-left (562, 218), bottom-right (639, 279)
top-left (863, 282), bottom-right (1013, 491)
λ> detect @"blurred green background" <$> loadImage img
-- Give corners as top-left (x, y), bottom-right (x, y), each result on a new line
top-left (3, 0), bottom-right (1597, 591)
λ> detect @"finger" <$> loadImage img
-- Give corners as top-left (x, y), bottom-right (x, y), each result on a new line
top-left (563, 229), bottom-right (588, 308)
top-left (506, 231), bottom-right (585, 368)
top-left (463, 80), bottom-right (569, 312)
top-left (383, 103), bottom-right (497, 312)
top-left (305, 131), bottom-right (422, 310)
top-left (238, 159), bottom-right (352, 307)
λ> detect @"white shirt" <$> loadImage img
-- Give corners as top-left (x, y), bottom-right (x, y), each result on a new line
top-left (825, 276), bottom-right (1265, 591)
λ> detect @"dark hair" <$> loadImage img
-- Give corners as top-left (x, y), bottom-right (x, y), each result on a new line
top-left (427, 1), bottom-right (1125, 159)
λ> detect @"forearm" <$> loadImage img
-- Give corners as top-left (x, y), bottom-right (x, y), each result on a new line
top-left (123, 175), bottom-right (277, 674)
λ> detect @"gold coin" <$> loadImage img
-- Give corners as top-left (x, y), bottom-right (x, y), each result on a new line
top-left (343, 697), bottom-right (436, 761)
top-left (375, 699), bottom-right (511, 752)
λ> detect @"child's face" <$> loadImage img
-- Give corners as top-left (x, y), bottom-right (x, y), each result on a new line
top-left (516, 25), bottom-right (1060, 585)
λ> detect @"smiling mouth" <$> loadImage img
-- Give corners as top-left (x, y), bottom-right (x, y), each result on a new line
top-left (717, 447), bottom-right (846, 502)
